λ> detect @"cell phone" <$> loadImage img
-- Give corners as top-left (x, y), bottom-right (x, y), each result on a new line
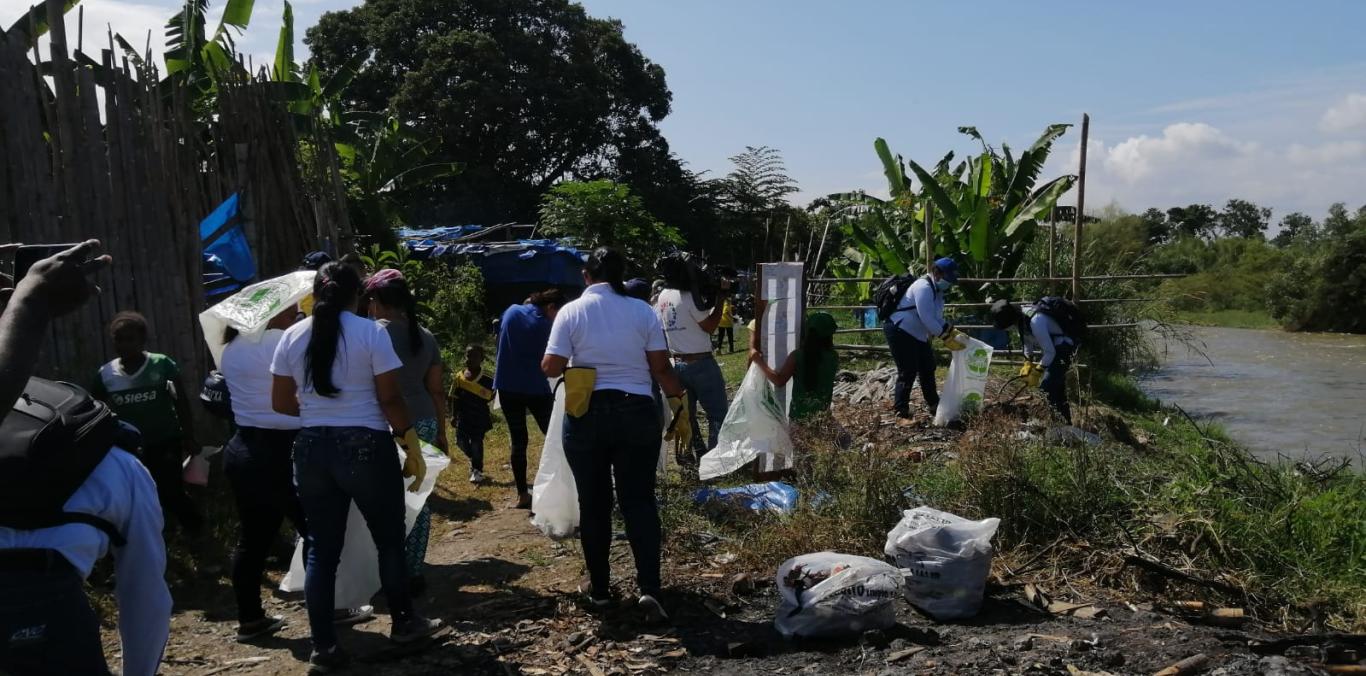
top-left (14, 244), bottom-right (78, 281)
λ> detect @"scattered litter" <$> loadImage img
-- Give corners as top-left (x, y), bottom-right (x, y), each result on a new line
top-left (886, 646), bottom-right (925, 663)
top-left (1046, 426), bottom-right (1103, 446)
top-left (693, 482), bottom-right (799, 514)
top-left (884, 507), bottom-right (1000, 620)
top-left (774, 552), bottom-right (904, 638)
top-left (1154, 653), bottom-right (1209, 676)
top-left (807, 491), bottom-right (833, 510)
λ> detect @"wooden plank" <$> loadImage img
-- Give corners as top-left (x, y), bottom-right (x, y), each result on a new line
top-left (1072, 113), bottom-right (1089, 301)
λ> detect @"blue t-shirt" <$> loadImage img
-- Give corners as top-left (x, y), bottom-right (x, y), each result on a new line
top-left (493, 303), bottom-right (553, 396)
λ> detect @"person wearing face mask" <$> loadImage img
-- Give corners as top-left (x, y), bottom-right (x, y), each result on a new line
top-left (883, 257), bottom-right (960, 419)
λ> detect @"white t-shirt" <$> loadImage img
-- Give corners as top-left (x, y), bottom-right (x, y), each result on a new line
top-left (653, 289), bottom-right (713, 354)
top-left (222, 329), bottom-right (301, 430)
top-left (270, 311), bottom-right (403, 431)
top-left (547, 283), bottom-right (668, 397)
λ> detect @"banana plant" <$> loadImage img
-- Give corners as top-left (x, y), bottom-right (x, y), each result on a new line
top-left (899, 125), bottom-right (1075, 300)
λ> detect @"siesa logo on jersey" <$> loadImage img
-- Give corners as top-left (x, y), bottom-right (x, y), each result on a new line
top-left (9, 623), bottom-right (47, 644)
top-left (111, 389), bottom-right (161, 406)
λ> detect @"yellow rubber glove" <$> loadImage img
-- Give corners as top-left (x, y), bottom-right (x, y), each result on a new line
top-left (664, 395), bottom-right (693, 453)
top-left (943, 329), bottom-right (967, 351)
top-left (1026, 362), bottom-right (1044, 388)
top-left (564, 367), bottom-right (597, 418)
top-left (395, 427), bottom-right (426, 492)
top-left (299, 293), bottom-right (315, 316)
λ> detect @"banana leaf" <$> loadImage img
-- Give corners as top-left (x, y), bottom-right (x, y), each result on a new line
top-left (273, 0), bottom-right (295, 82)
top-left (1004, 174), bottom-right (1075, 238)
top-left (906, 157), bottom-right (960, 227)
top-left (874, 138), bottom-right (909, 197)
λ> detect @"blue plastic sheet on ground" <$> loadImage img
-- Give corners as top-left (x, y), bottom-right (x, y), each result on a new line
top-left (693, 482), bottom-right (799, 514)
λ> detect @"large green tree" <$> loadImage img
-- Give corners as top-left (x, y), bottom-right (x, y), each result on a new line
top-left (538, 180), bottom-right (682, 272)
top-left (305, 0), bottom-right (681, 225)
top-left (1218, 198), bottom-right (1271, 239)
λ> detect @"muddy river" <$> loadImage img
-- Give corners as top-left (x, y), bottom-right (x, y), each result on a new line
top-left (1140, 326), bottom-right (1366, 461)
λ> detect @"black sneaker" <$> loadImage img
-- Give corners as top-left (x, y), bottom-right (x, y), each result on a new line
top-left (236, 615), bottom-right (285, 643)
top-left (578, 579), bottom-right (616, 610)
top-left (638, 594), bottom-right (669, 625)
top-left (308, 646), bottom-right (349, 674)
top-left (409, 575), bottom-right (427, 598)
top-left (390, 615), bottom-right (444, 644)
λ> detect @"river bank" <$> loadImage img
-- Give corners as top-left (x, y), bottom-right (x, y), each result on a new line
top-left (100, 357), bottom-right (1366, 674)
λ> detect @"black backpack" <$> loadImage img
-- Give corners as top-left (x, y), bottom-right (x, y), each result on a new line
top-left (0, 378), bottom-right (128, 546)
top-left (1033, 296), bottom-right (1087, 344)
top-left (873, 273), bottom-right (919, 322)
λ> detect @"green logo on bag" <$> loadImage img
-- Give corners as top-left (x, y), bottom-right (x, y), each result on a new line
top-left (967, 348), bottom-right (990, 375)
top-left (962, 392), bottom-right (982, 413)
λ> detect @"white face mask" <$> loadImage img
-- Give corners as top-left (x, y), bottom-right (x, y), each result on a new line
top-left (935, 278), bottom-right (952, 293)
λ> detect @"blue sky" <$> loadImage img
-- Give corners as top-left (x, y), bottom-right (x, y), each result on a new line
top-left (26, 0), bottom-right (1366, 219)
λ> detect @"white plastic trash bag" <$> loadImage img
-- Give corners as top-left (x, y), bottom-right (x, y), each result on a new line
top-left (698, 363), bottom-right (792, 480)
top-left (531, 384), bottom-right (578, 540)
top-left (280, 441), bottom-right (450, 609)
top-left (775, 552), bottom-right (904, 638)
top-left (884, 506), bottom-right (1000, 620)
top-left (199, 270), bottom-right (315, 366)
top-left (933, 336), bottom-right (994, 426)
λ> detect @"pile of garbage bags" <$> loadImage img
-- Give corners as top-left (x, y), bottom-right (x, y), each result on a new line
top-left (773, 506), bottom-right (1000, 637)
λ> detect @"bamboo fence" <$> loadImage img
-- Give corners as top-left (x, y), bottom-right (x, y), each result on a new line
top-left (0, 0), bottom-right (349, 385)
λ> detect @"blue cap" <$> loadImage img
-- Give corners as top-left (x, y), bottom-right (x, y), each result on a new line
top-left (933, 257), bottom-right (959, 283)
top-left (301, 251), bottom-right (333, 271)
top-left (623, 277), bottom-right (651, 302)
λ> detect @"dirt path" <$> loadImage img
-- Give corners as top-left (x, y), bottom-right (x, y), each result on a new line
top-left (100, 389), bottom-right (1342, 675)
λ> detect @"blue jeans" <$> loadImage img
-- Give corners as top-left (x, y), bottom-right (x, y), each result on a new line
top-left (294, 427), bottom-right (412, 650)
top-left (884, 322), bottom-right (939, 414)
top-left (1042, 344), bottom-right (1076, 424)
top-left (674, 356), bottom-right (728, 456)
top-left (563, 391), bottom-right (663, 597)
top-left (0, 557), bottom-right (108, 675)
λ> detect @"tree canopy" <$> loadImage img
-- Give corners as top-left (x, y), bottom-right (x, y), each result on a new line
top-left (305, 0), bottom-right (681, 225)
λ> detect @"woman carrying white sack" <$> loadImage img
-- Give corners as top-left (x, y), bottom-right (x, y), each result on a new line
top-left (270, 262), bottom-right (442, 672)
top-left (540, 247), bottom-right (687, 624)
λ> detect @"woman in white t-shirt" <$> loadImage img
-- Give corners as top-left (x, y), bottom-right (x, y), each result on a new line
top-left (269, 262), bottom-right (441, 670)
top-left (541, 248), bottom-right (687, 624)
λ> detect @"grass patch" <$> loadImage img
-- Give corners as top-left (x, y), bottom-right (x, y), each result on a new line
top-left (662, 382), bottom-right (1366, 631)
top-left (1174, 309), bottom-right (1280, 330)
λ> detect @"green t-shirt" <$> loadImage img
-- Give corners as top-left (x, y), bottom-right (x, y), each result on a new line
top-left (790, 348), bottom-right (838, 421)
top-left (93, 352), bottom-right (183, 444)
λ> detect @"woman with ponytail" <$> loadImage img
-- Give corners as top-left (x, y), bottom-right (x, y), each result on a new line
top-left (270, 262), bottom-right (442, 671)
top-left (363, 268), bottom-right (445, 595)
top-left (540, 248), bottom-right (687, 624)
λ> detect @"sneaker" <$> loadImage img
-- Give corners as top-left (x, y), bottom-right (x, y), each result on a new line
top-left (579, 579), bottom-right (616, 609)
top-left (332, 605), bottom-right (374, 626)
top-left (638, 594), bottom-right (669, 625)
top-left (469, 469), bottom-right (486, 484)
top-left (308, 646), bottom-right (349, 674)
top-left (390, 615), bottom-right (444, 644)
top-left (235, 615), bottom-right (285, 643)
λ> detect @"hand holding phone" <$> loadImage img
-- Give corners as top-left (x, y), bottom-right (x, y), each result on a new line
top-left (11, 240), bottom-right (111, 317)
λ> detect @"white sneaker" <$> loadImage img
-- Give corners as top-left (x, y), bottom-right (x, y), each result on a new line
top-left (469, 470), bottom-right (486, 484)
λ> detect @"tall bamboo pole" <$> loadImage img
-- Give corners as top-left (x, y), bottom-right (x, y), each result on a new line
top-left (1072, 113), bottom-right (1089, 301)
top-left (924, 203), bottom-right (934, 273)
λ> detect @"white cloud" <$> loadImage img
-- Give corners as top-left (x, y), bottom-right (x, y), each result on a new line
top-left (1103, 123), bottom-right (1257, 183)
top-left (1320, 93), bottom-right (1366, 133)
top-left (1287, 140), bottom-right (1366, 164)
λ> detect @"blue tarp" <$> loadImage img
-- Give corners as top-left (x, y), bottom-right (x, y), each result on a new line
top-left (200, 193), bottom-right (256, 283)
top-left (401, 226), bottom-right (587, 288)
top-left (693, 482), bottom-right (799, 514)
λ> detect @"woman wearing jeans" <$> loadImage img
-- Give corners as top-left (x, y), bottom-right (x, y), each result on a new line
top-left (271, 262), bottom-right (441, 672)
top-left (363, 269), bottom-right (445, 595)
top-left (541, 248), bottom-right (686, 623)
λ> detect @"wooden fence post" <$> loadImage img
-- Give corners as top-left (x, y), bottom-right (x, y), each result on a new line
top-left (1072, 113), bottom-right (1089, 301)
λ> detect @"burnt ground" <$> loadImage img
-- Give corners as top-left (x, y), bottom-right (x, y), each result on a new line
top-left (99, 502), bottom-right (1344, 676)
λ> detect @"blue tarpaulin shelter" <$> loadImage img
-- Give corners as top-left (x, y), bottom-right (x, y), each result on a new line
top-left (200, 193), bottom-right (256, 300)
top-left (399, 226), bottom-right (586, 289)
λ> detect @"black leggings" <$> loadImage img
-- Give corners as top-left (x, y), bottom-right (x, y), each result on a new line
top-left (500, 391), bottom-right (552, 494)
top-left (140, 438), bottom-right (203, 534)
top-left (224, 427), bottom-right (306, 624)
top-left (714, 327), bottom-right (734, 352)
